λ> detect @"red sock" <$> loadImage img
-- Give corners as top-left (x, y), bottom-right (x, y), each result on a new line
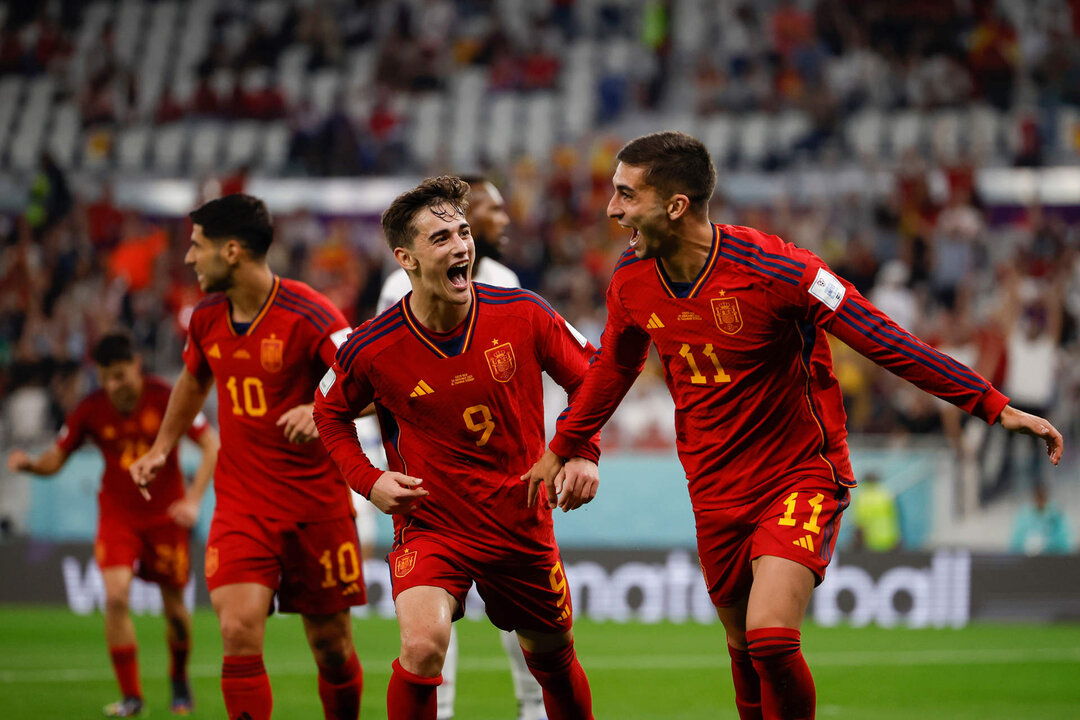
top-left (386, 658), bottom-right (440, 720)
top-left (746, 627), bottom-right (815, 720)
top-left (222, 654), bottom-right (273, 720)
top-left (318, 652), bottom-right (363, 719)
top-left (169, 639), bottom-right (191, 682)
top-left (108, 644), bottom-right (141, 700)
top-left (728, 643), bottom-right (763, 720)
top-left (521, 641), bottom-right (593, 720)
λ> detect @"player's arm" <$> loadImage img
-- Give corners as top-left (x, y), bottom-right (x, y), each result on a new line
top-left (313, 362), bottom-right (428, 514)
top-left (130, 368), bottom-right (213, 492)
top-left (167, 417), bottom-right (220, 529)
top-left (775, 236), bottom-right (1064, 465)
top-left (525, 282), bottom-right (651, 508)
top-left (7, 443), bottom-right (70, 476)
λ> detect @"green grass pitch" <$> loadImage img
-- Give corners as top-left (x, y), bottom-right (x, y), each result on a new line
top-left (1, 606), bottom-right (1079, 719)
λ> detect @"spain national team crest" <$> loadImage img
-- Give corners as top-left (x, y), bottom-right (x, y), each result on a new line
top-left (710, 296), bottom-right (743, 335)
top-left (205, 546), bottom-right (219, 578)
top-left (484, 341), bottom-right (516, 383)
top-left (260, 336), bottom-right (284, 372)
top-left (394, 548), bottom-right (417, 578)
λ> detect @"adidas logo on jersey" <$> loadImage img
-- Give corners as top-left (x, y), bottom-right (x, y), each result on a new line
top-left (646, 313), bottom-right (665, 329)
top-left (410, 380), bottom-right (435, 397)
top-left (793, 535), bottom-right (816, 552)
top-left (208, 343), bottom-right (221, 358)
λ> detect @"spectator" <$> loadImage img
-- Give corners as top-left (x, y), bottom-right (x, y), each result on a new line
top-left (1009, 485), bottom-right (1073, 554)
top-left (851, 472), bottom-right (902, 552)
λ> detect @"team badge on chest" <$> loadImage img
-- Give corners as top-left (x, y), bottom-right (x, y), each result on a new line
top-left (710, 296), bottom-right (743, 335)
top-left (484, 341), bottom-right (516, 383)
top-left (260, 336), bottom-right (283, 372)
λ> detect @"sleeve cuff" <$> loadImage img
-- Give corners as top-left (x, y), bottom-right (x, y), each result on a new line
top-left (980, 388), bottom-right (1010, 425)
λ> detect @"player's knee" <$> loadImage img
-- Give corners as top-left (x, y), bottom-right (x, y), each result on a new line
top-left (399, 632), bottom-right (448, 675)
top-left (104, 592), bottom-right (129, 616)
top-left (309, 632), bottom-right (352, 668)
top-left (217, 613), bottom-right (262, 653)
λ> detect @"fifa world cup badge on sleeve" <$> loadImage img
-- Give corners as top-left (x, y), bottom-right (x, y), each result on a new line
top-left (319, 367), bottom-right (336, 396)
top-left (394, 548), bottom-right (417, 578)
top-left (485, 341), bottom-right (517, 383)
top-left (809, 268), bottom-right (846, 310)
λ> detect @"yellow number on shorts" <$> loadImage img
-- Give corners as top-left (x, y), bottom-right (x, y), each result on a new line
top-left (777, 492), bottom-right (826, 535)
top-left (463, 404), bottom-right (495, 447)
top-left (320, 542), bottom-right (361, 588)
top-left (226, 376), bottom-right (268, 417)
top-left (679, 343), bottom-right (731, 385)
top-left (548, 560), bottom-right (571, 622)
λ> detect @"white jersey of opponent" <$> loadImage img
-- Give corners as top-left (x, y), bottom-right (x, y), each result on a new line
top-left (376, 258), bottom-right (521, 313)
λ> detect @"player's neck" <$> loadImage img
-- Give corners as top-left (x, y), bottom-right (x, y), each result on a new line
top-left (659, 220), bottom-right (715, 284)
top-left (408, 290), bottom-right (471, 333)
top-left (227, 263), bottom-right (275, 322)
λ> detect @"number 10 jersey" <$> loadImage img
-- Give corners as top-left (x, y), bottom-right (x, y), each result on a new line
top-left (184, 275), bottom-right (354, 522)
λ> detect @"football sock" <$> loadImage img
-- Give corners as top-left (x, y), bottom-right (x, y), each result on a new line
top-left (317, 651), bottom-right (363, 720)
top-left (169, 638), bottom-right (191, 682)
top-left (222, 654), bottom-right (273, 720)
top-left (728, 642), bottom-right (763, 720)
top-left (746, 627), bottom-right (815, 720)
top-left (521, 641), bottom-right (593, 720)
top-left (108, 644), bottom-right (142, 700)
top-left (387, 658), bottom-right (441, 720)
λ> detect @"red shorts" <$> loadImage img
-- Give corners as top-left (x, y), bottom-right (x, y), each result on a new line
top-left (696, 475), bottom-right (850, 607)
top-left (386, 532), bottom-right (573, 634)
top-left (96, 515), bottom-right (190, 589)
top-left (205, 511), bottom-right (366, 615)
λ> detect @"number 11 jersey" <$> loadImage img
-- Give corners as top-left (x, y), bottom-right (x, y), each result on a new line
top-left (184, 275), bottom-right (354, 522)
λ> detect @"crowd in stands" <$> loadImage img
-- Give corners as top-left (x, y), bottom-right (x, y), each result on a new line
top-left (2, 1), bottom-right (1080, 507)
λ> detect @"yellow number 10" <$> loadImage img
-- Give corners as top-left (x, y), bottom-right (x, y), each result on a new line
top-left (679, 343), bottom-right (731, 385)
top-left (226, 376), bottom-right (268, 417)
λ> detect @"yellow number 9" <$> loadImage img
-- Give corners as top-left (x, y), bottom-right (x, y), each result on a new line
top-left (463, 405), bottom-right (495, 447)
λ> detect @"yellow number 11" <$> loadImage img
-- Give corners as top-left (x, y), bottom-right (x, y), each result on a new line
top-left (679, 343), bottom-right (731, 385)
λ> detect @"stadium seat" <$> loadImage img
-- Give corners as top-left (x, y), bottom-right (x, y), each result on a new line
top-left (190, 121), bottom-right (225, 171)
top-left (9, 77), bottom-right (54, 170)
top-left (448, 69), bottom-right (486, 169)
top-left (846, 109), bottom-right (885, 162)
top-left (224, 121), bottom-right (262, 169)
top-left (116, 124), bottom-right (151, 171)
top-left (0, 77), bottom-right (24, 162)
top-left (47, 102), bottom-right (80, 169)
top-left (967, 104), bottom-right (1001, 160)
top-left (484, 93), bottom-right (519, 165)
top-left (152, 123), bottom-right (187, 174)
top-left (737, 112), bottom-right (771, 169)
top-left (260, 121), bottom-right (290, 172)
top-left (929, 110), bottom-right (962, 163)
top-left (409, 94), bottom-right (446, 167)
top-left (524, 93), bottom-right (557, 161)
top-left (702, 114), bottom-right (734, 168)
top-left (888, 111), bottom-right (924, 158)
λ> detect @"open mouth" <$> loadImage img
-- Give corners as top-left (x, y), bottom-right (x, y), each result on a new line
top-left (628, 228), bottom-right (640, 248)
top-left (447, 262), bottom-right (469, 290)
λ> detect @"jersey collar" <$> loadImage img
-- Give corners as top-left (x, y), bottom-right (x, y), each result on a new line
top-left (655, 223), bottom-right (720, 299)
top-left (400, 284), bottom-right (479, 358)
top-left (227, 275), bottom-right (280, 336)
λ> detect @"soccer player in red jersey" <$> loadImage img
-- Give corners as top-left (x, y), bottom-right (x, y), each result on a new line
top-left (313, 176), bottom-right (598, 720)
top-left (7, 331), bottom-right (219, 718)
top-left (129, 194), bottom-right (365, 720)
top-left (524, 132), bottom-right (1065, 720)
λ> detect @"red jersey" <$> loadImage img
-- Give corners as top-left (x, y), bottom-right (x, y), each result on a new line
top-left (313, 283), bottom-right (600, 558)
top-left (184, 276), bottom-right (353, 522)
top-left (58, 376), bottom-right (207, 521)
top-left (550, 224), bottom-right (1009, 510)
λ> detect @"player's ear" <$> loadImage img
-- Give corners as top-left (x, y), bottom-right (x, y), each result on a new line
top-left (394, 245), bottom-right (418, 273)
top-left (222, 238), bottom-right (244, 263)
top-left (666, 194), bottom-right (691, 221)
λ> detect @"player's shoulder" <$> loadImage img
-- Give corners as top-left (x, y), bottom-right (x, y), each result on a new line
top-left (274, 277), bottom-right (343, 333)
top-left (610, 248), bottom-right (651, 284)
top-left (73, 388), bottom-right (110, 418)
top-left (717, 223), bottom-right (810, 287)
top-left (335, 303), bottom-right (408, 372)
top-left (191, 292), bottom-right (228, 319)
top-left (474, 282), bottom-right (557, 320)
top-left (475, 259), bottom-right (520, 288)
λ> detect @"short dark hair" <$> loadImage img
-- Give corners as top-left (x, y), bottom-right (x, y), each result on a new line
top-left (189, 194), bottom-right (274, 257)
top-left (92, 331), bottom-right (136, 367)
top-left (616, 131), bottom-right (716, 208)
top-left (381, 175), bottom-right (471, 250)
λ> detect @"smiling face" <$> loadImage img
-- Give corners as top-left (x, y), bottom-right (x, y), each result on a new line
top-left (606, 162), bottom-right (675, 260)
top-left (185, 224), bottom-right (234, 292)
top-left (395, 202), bottom-right (475, 306)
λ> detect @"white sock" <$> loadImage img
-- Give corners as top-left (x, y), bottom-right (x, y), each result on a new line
top-left (436, 624), bottom-right (458, 719)
top-left (501, 629), bottom-right (546, 720)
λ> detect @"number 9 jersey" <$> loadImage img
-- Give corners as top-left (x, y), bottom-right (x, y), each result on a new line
top-left (314, 283), bottom-right (601, 560)
top-left (184, 275), bottom-right (354, 522)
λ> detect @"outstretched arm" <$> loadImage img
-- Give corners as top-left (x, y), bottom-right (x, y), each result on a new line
top-left (998, 405), bottom-right (1064, 465)
top-left (7, 444), bottom-right (70, 476)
